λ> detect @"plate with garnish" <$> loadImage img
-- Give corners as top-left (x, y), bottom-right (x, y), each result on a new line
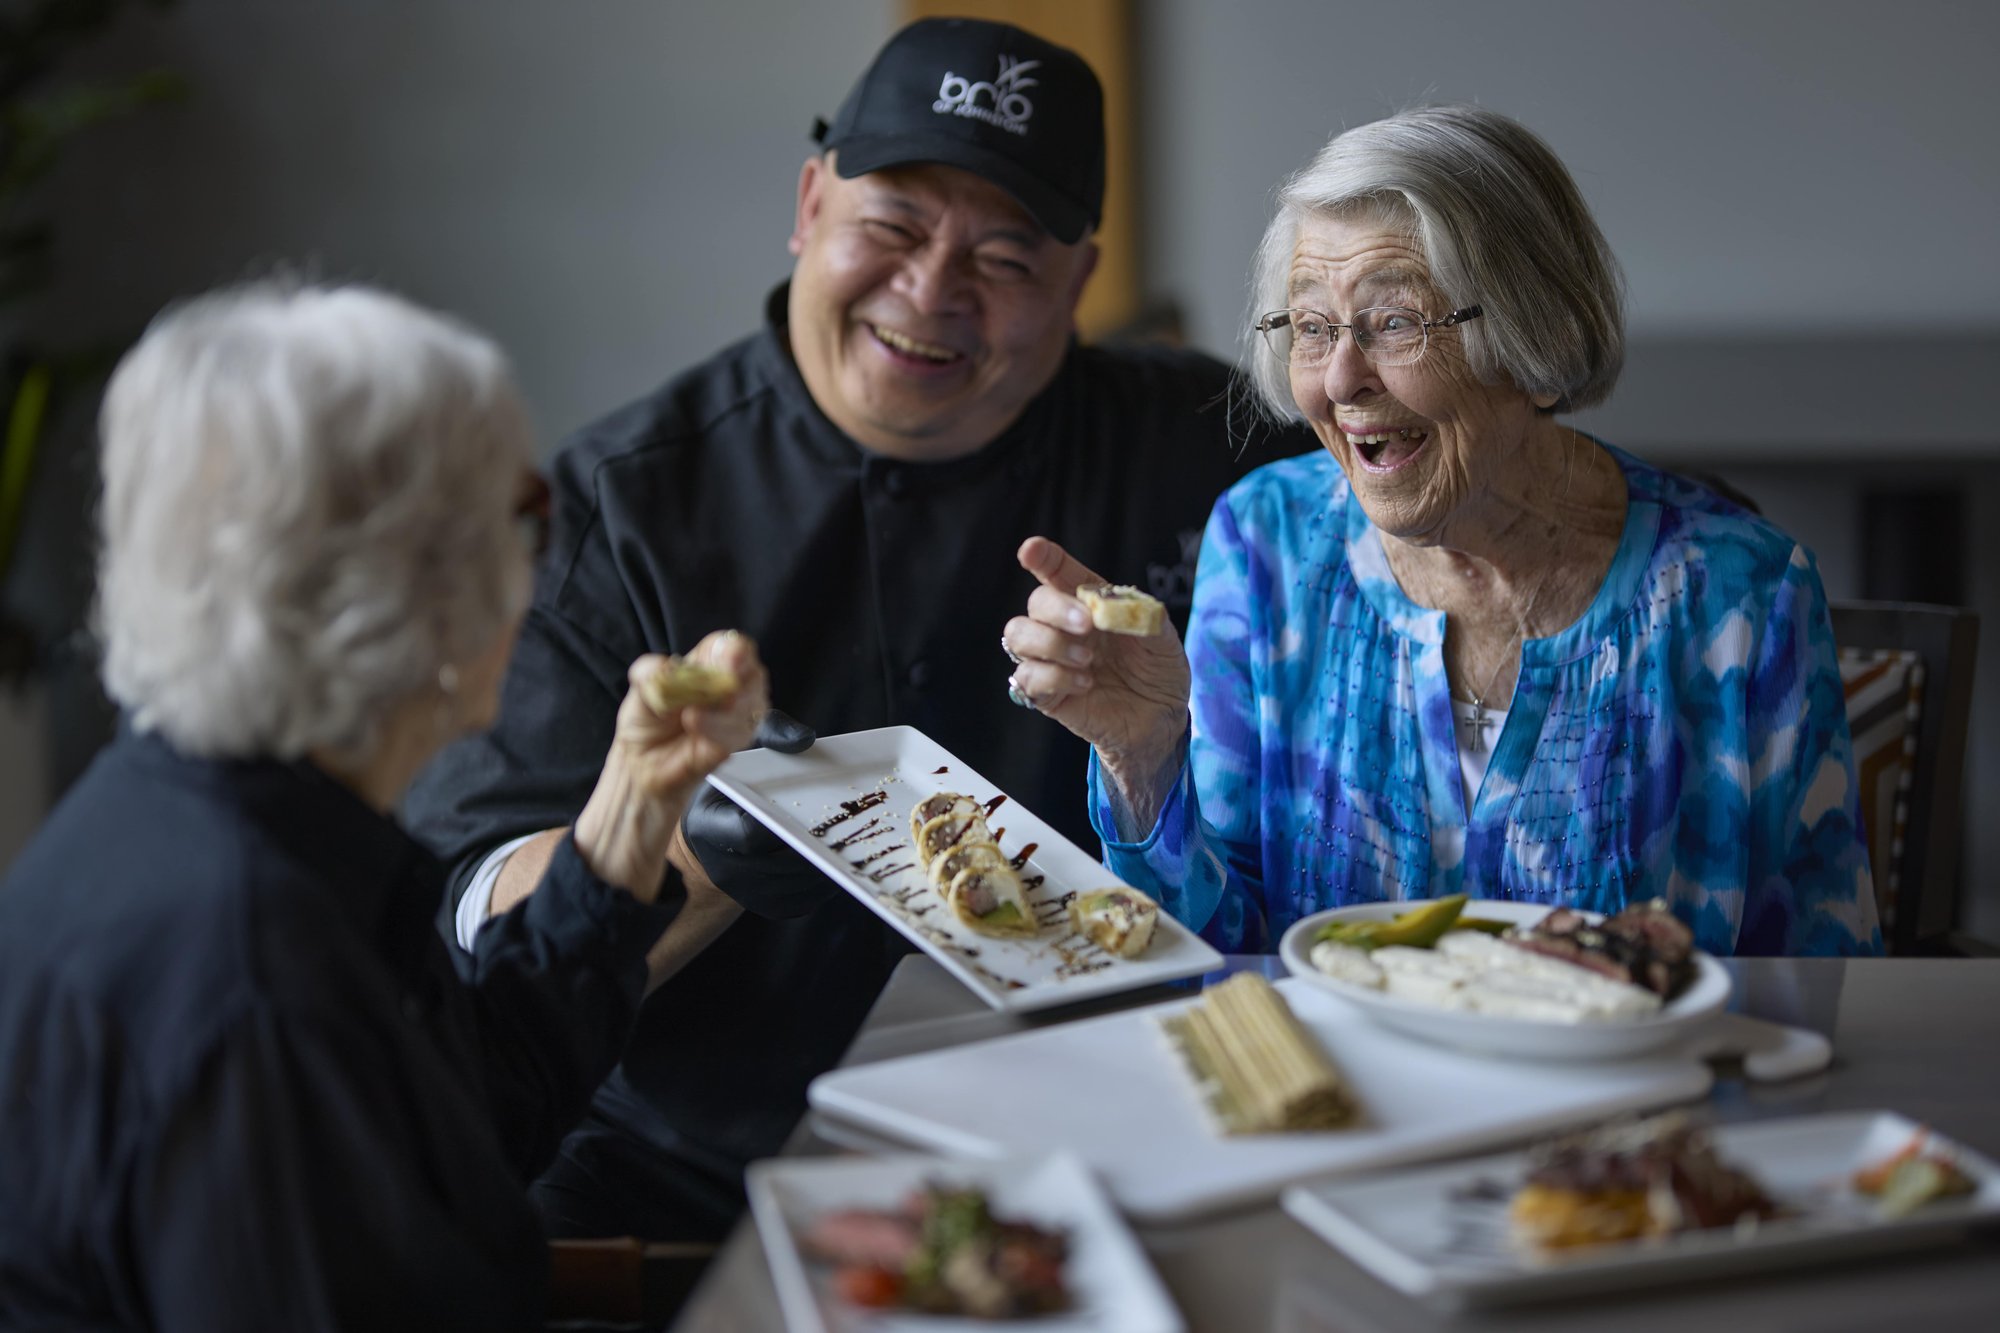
top-left (707, 726), bottom-right (1222, 1012)
top-left (1277, 898), bottom-right (1732, 1061)
top-left (1281, 1109), bottom-right (2000, 1306)
top-left (748, 1152), bottom-right (1183, 1333)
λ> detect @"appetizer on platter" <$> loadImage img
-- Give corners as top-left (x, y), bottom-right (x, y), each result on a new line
top-left (1508, 1112), bottom-right (1781, 1252)
top-left (910, 792), bottom-right (1035, 939)
top-left (1069, 886), bottom-right (1159, 958)
top-left (1160, 973), bottom-right (1357, 1134)
top-left (947, 860), bottom-right (1037, 939)
top-left (1077, 583), bottom-right (1166, 636)
top-left (929, 840), bottom-right (1014, 894)
top-left (638, 655), bottom-right (739, 713)
top-left (1309, 898), bottom-right (1696, 1023)
top-left (910, 791), bottom-right (984, 844)
top-left (800, 1184), bottom-right (1070, 1318)
top-left (915, 805), bottom-right (994, 867)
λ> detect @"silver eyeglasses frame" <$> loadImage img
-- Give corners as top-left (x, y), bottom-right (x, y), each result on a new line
top-left (1254, 304), bottom-right (1484, 368)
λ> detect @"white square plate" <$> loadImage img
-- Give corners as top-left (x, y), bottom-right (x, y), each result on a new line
top-left (747, 1153), bottom-right (1184, 1333)
top-left (707, 726), bottom-right (1222, 1011)
top-left (1281, 1110), bottom-right (2000, 1306)
top-left (809, 978), bottom-right (1714, 1223)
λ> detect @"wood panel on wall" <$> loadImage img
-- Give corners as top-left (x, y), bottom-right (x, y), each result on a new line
top-left (900, 0), bottom-right (1138, 340)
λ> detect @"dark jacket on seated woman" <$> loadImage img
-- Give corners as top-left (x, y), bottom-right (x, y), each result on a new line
top-left (0, 728), bottom-right (676, 1331)
top-left (0, 282), bottom-right (770, 1331)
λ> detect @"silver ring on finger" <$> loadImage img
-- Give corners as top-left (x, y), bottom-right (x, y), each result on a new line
top-left (1006, 675), bottom-right (1038, 710)
top-left (1001, 635), bottom-right (1021, 666)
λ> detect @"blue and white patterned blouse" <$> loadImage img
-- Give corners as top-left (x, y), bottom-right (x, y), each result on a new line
top-left (1090, 444), bottom-right (1882, 958)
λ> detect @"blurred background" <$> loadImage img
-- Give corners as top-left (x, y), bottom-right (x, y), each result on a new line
top-left (2, 0), bottom-right (1995, 937)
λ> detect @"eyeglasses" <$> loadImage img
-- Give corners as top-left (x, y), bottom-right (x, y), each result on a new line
top-left (1255, 304), bottom-right (1483, 369)
top-left (513, 472), bottom-right (551, 560)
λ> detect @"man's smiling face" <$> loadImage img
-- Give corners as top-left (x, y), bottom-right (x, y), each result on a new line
top-left (786, 155), bottom-right (1097, 462)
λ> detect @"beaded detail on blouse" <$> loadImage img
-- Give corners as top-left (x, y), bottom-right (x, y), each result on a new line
top-left (1090, 445), bottom-right (1882, 959)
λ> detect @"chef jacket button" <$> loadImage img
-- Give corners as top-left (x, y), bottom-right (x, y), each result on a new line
top-left (882, 468), bottom-right (908, 498)
top-left (907, 659), bottom-right (932, 689)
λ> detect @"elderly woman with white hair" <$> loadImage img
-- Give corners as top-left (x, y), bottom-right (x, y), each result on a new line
top-left (1005, 104), bottom-right (1879, 957)
top-left (0, 282), bottom-right (767, 1330)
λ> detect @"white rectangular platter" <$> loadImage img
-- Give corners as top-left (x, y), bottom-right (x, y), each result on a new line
top-left (1281, 1110), bottom-right (2000, 1306)
top-left (707, 726), bottom-right (1222, 1013)
top-left (748, 1153), bottom-right (1185, 1333)
top-left (808, 977), bottom-right (1714, 1223)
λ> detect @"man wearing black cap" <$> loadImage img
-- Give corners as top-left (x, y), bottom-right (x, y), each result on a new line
top-left (405, 17), bottom-right (1306, 1244)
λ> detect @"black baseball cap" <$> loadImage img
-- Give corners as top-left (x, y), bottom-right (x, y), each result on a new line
top-left (812, 18), bottom-right (1105, 244)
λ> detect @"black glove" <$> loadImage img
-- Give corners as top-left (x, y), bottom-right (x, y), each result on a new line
top-left (681, 708), bottom-right (836, 918)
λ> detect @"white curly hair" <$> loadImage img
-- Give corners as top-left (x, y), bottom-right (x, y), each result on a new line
top-left (96, 280), bottom-right (535, 762)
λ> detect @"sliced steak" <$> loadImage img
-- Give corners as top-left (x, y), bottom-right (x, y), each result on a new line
top-left (800, 1209), bottom-right (921, 1269)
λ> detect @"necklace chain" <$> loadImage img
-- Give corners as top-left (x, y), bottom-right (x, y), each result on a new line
top-left (1456, 575), bottom-right (1547, 750)
top-left (1390, 429), bottom-right (1594, 745)
top-left (1462, 575), bottom-right (1544, 707)
top-left (1464, 647), bottom-right (1511, 710)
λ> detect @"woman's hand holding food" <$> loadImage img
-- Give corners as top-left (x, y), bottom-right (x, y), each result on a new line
top-left (573, 630), bottom-right (768, 901)
top-left (1007, 537), bottom-right (1191, 834)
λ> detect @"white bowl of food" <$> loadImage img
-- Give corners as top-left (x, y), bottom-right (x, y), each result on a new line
top-left (1277, 899), bottom-right (1732, 1062)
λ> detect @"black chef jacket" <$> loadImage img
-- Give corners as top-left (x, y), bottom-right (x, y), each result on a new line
top-left (402, 285), bottom-right (1313, 1234)
top-left (0, 728), bottom-right (677, 1332)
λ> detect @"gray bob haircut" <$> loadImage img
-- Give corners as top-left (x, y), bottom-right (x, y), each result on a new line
top-left (96, 280), bottom-right (535, 762)
top-left (1246, 104), bottom-right (1624, 419)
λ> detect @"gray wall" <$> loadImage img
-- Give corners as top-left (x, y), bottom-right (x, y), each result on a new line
top-left (7, 0), bottom-right (1998, 938)
top-left (28, 0), bottom-right (899, 439)
top-left (1143, 0), bottom-right (1999, 362)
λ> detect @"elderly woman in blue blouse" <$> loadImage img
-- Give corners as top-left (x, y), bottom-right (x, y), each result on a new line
top-left (1003, 104), bottom-right (1879, 957)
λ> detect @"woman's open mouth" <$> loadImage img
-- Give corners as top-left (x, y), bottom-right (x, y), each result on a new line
top-left (869, 323), bottom-right (966, 370)
top-left (1345, 426), bottom-right (1429, 473)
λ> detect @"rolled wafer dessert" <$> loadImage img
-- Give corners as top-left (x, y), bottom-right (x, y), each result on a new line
top-left (1159, 973), bottom-right (1357, 1134)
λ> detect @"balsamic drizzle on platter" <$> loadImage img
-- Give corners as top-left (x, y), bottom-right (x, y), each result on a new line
top-left (803, 780), bottom-right (1121, 990)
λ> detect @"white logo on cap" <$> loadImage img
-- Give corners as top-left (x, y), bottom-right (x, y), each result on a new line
top-left (933, 55), bottom-right (1038, 136)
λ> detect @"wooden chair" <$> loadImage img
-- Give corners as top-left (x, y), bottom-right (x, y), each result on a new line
top-left (1829, 601), bottom-right (1980, 955)
top-left (546, 1238), bottom-right (717, 1330)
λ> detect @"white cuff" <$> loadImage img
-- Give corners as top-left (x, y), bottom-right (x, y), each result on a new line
top-left (454, 832), bottom-right (540, 951)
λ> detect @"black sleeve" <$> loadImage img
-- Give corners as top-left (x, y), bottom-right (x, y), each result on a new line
top-left (456, 834), bottom-right (681, 1179)
top-left (132, 1009), bottom-right (545, 1333)
top-left (401, 598), bottom-right (633, 912)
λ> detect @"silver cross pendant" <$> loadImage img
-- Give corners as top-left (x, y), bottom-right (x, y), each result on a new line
top-left (1461, 698), bottom-right (1489, 752)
